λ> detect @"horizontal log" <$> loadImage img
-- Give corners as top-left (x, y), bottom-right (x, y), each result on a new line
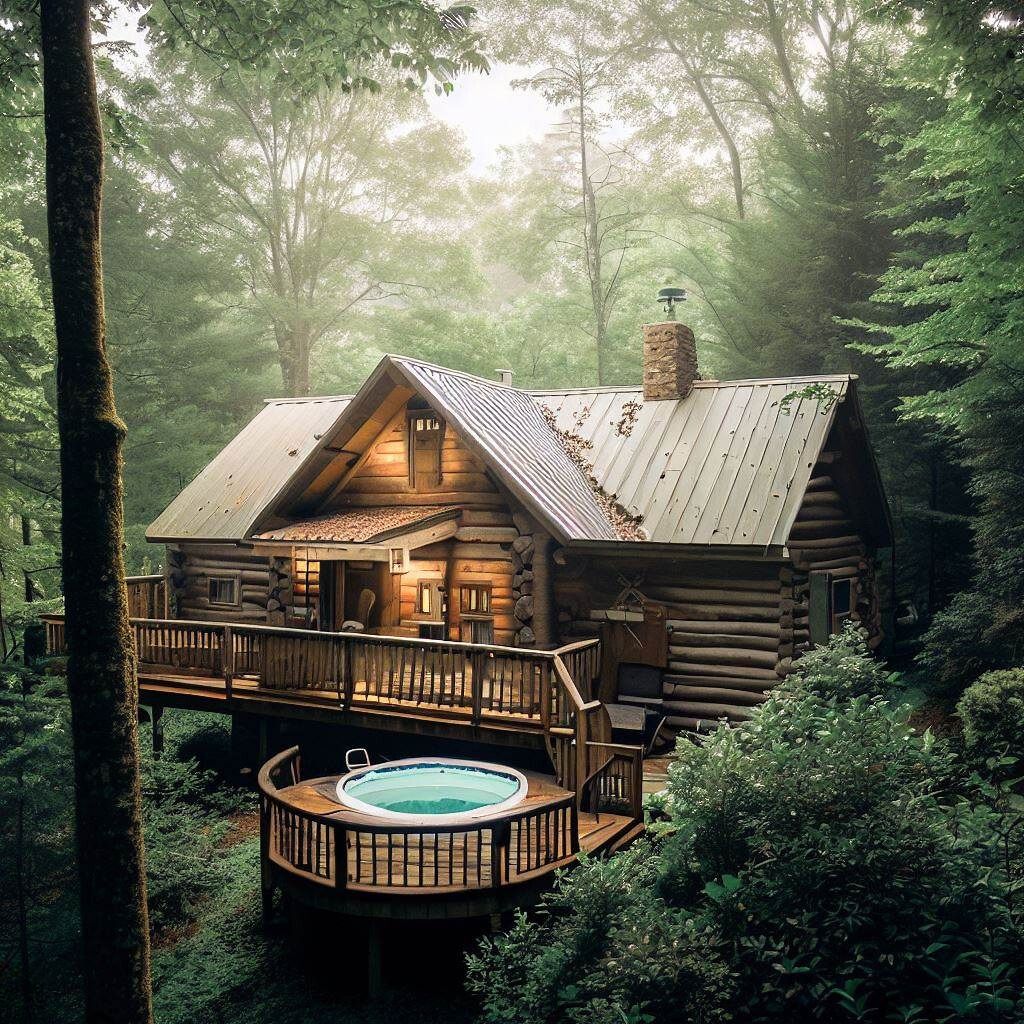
top-left (452, 543), bottom-right (512, 561)
top-left (185, 560), bottom-right (271, 577)
top-left (795, 505), bottom-right (848, 522)
top-left (666, 685), bottom-right (770, 707)
top-left (646, 585), bottom-right (779, 606)
top-left (787, 535), bottom-right (864, 550)
top-left (647, 576), bottom-right (781, 593)
top-left (174, 607), bottom-right (266, 624)
top-left (175, 544), bottom-right (263, 561)
top-left (660, 603), bottom-right (780, 622)
top-left (458, 510), bottom-right (514, 527)
top-left (668, 630), bottom-right (779, 652)
top-left (664, 700), bottom-right (754, 721)
top-left (788, 520), bottom-right (855, 540)
top-left (799, 490), bottom-right (843, 507)
top-left (669, 645), bottom-right (778, 669)
top-left (665, 677), bottom-right (774, 695)
top-left (338, 493), bottom-right (507, 508)
top-left (805, 474), bottom-right (835, 491)
top-left (667, 619), bottom-right (780, 638)
top-left (454, 527), bottom-right (519, 543)
top-left (666, 661), bottom-right (779, 681)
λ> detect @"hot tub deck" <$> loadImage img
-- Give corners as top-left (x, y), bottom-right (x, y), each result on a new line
top-left (260, 749), bottom-right (640, 919)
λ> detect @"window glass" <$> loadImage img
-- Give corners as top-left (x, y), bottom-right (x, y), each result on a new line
top-left (208, 577), bottom-right (238, 607)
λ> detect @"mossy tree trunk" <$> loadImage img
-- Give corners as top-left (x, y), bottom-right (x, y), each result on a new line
top-left (38, 2), bottom-right (153, 1022)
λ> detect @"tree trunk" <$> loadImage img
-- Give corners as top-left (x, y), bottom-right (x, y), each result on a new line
top-left (38, 3), bottom-right (153, 1023)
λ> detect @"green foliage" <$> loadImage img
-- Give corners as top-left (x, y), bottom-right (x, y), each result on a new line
top-left (957, 669), bottom-right (1024, 773)
top-left (784, 622), bottom-right (894, 701)
top-left (473, 638), bottom-right (1024, 1023)
top-left (466, 841), bottom-right (733, 1024)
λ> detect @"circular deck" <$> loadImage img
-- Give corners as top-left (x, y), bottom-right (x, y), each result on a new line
top-left (259, 747), bottom-right (637, 920)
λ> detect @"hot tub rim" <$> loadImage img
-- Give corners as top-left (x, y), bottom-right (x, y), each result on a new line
top-left (335, 755), bottom-right (529, 824)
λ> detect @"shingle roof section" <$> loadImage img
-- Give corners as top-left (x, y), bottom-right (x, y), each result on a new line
top-left (254, 505), bottom-right (459, 544)
top-left (531, 376), bottom-right (851, 547)
top-left (146, 395), bottom-right (352, 542)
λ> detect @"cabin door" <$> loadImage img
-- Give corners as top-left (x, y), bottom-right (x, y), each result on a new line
top-left (317, 562), bottom-right (345, 631)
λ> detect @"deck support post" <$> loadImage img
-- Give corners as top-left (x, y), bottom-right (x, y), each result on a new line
top-left (258, 717), bottom-right (270, 766)
top-left (151, 704), bottom-right (164, 760)
top-left (532, 531), bottom-right (555, 648)
top-left (366, 918), bottom-right (384, 999)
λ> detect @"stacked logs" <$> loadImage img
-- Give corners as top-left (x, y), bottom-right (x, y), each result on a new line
top-left (645, 568), bottom-right (789, 735)
top-left (169, 543), bottom-right (273, 623)
top-left (510, 513), bottom-right (537, 646)
top-left (788, 462), bottom-right (882, 651)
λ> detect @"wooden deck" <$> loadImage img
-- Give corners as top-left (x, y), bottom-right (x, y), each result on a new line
top-left (259, 748), bottom-right (642, 919)
top-left (43, 612), bottom-right (610, 790)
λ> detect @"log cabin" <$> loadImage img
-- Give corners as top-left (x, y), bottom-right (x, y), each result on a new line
top-left (145, 318), bottom-right (891, 739)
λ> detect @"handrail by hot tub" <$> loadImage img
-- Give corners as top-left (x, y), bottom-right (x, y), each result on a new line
top-left (258, 746), bottom-right (580, 899)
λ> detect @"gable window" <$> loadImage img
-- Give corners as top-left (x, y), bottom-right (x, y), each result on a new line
top-left (809, 571), bottom-right (858, 644)
top-left (208, 574), bottom-right (240, 608)
top-left (409, 411), bottom-right (443, 489)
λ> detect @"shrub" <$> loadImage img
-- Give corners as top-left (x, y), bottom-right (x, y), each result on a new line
top-left (783, 621), bottom-right (892, 701)
top-left (466, 840), bottom-right (733, 1024)
top-left (660, 688), bottom-right (1020, 1021)
top-left (957, 668), bottom-right (1024, 770)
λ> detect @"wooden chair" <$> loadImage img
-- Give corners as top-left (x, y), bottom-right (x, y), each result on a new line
top-left (341, 588), bottom-right (376, 632)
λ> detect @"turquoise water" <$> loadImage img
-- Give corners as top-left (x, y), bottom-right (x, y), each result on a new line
top-left (343, 762), bottom-right (521, 815)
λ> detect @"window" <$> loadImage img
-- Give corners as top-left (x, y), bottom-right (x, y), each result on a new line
top-left (409, 411), bottom-right (443, 489)
top-left (831, 577), bottom-right (854, 633)
top-left (460, 584), bottom-right (491, 614)
top-left (459, 582), bottom-right (494, 645)
top-left (208, 575), bottom-right (239, 608)
top-left (416, 579), bottom-right (445, 619)
top-left (809, 571), bottom-right (858, 644)
top-left (389, 548), bottom-right (405, 573)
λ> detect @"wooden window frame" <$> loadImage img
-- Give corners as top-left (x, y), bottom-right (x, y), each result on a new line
top-left (414, 577), bottom-right (446, 620)
top-left (459, 582), bottom-right (492, 616)
top-left (208, 572), bottom-right (241, 609)
top-left (831, 577), bottom-right (855, 634)
top-left (408, 410), bottom-right (444, 490)
top-left (809, 571), bottom-right (858, 644)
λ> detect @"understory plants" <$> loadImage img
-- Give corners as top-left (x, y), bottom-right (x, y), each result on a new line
top-left (468, 630), bottom-right (1024, 1023)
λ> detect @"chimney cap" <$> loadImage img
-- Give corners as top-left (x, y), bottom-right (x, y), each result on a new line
top-left (656, 287), bottom-right (687, 320)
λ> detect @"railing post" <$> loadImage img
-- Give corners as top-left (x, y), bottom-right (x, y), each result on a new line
top-left (471, 650), bottom-right (486, 724)
top-left (223, 625), bottom-right (234, 700)
top-left (334, 824), bottom-right (347, 889)
top-left (342, 638), bottom-right (354, 707)
top-left (540, 659), bottom-right (552, 730)
top-left (574, 711), bottom-right (590, 807)
top-left (259, 795), bottom-right (273, 924)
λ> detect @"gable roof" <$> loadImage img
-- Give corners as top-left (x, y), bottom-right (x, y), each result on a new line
top-left (147, 356), bottom-right (888, 552)
top-left (533, 376), bottom-right (861, 548)
top-left (146, 395), bottom-right (352, 543)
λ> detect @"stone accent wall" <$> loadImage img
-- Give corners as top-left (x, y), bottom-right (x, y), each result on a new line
top-left (642, 321), bottom-right (698, 402)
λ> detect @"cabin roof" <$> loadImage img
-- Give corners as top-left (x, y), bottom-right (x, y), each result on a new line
top-left (253, 505), bottom-right (460, 544)
top-left (148, 355), bottom-right (889, 550)
top-left (532, 376), bottom-right (861, 548)
top-left (146, 395), bottom-right (352, 543)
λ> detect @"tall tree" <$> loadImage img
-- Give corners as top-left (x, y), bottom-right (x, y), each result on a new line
top-left (37, 4), bottom-right (153, 1022)
top-left (2, 3), bottom-right (486, 1021)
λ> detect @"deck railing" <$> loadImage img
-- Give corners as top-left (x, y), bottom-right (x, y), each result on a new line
top-left (259, 747), bottom-right (579, 894)
top-left (579, 742), bottom-right (645, 822)
top-left (40, 612), bottom-right (608, 794)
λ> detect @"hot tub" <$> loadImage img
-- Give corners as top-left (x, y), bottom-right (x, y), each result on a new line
top-left (336, 757), bottom-right (528, 823)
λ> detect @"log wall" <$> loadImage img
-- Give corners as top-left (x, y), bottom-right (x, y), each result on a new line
top-left (554, 556), bottom-right (791, 736)
top-left (336, 417), bottom-right (504, 507)
top-left (788, 458), bottom-right (883, 654)
top-left (168, 543), bottom-right (272, 624)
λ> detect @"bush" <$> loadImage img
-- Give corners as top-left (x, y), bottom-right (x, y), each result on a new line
top-left (957, 668), bottom-right (1024, 771)
top-left (470, 637), bottom-right (1024, 1024)
top-left (660, 688), bottom-right (1020, 1021)
top-left (783, 622), bottom-right (892, 701)
top-left (466, 841), bottom-right (733, 1024)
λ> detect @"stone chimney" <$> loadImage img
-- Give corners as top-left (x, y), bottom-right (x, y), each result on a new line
top-left (496, 368), bottom-right (513, 386)
top-left (642, 321), bottom-right (698, 401)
